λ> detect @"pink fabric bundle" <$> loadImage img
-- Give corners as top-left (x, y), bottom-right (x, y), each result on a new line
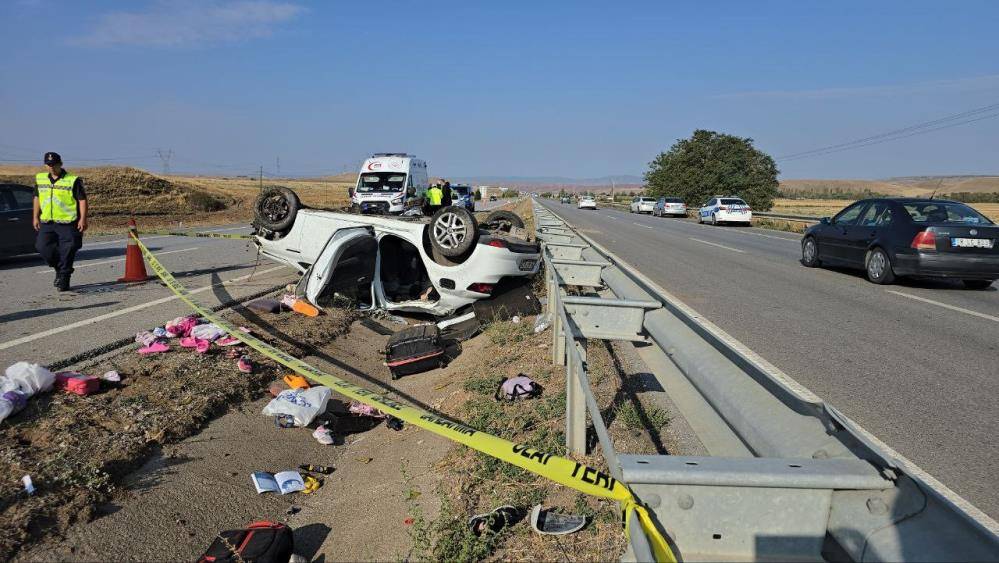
top-left (55, 372), bottom-right (100, 396)
top-left (165, 315), bottom-right (200, 338)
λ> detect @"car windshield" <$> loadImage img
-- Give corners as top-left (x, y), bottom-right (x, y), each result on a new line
top-left (721, 198), bottom-right (747, 206)
top-left (664, 197), bottom-right (683, 203)
top-left (356, 172), bottom-right (406, 193)
top-left (903, 202), bottom-right (994, 225)
top-left (640, 197), bottom-right (656, 202)
top-left (451, 186), bottom-right (470, 197)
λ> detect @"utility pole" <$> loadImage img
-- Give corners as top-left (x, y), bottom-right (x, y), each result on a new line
top-left (258, 166), bottom-right (263, 190)
top-left (156, 148), bottom-right (173, 175)
top-left (276, 156), bottom-right (280, 176)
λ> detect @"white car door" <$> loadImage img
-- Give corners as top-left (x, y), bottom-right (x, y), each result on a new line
top-left (304, 227), bottom-right (378, 308)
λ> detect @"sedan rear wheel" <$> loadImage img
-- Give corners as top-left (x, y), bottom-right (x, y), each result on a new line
top-left (801, 237), bottom-right (821, 267)
top-left (865, 247), bottom-right (896, 284)
top-left (712, 213), bottom-right (719, 226)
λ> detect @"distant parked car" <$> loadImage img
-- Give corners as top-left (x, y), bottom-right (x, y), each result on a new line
top-left (630, 197), bottom-right (656, 214)
top-left (801, 198), bottom-right (998, 288)
top-left (698, 196), bottom-right (752, 225)
top-left (450, 184), bottom-right (475, 211)
top-left (653, 197), bottom-right (687, 217)
top-left (560, 196), bottom-right (571, 204)
top-left (578, 196), bottom-right (597, 210)
top-left (0, 183), bottom-right (36, 257)
top-left (489, 195), bottom-right (498, 202)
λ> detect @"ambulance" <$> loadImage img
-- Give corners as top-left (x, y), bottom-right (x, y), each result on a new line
top-left (350, 153), bottom-right (429, 214)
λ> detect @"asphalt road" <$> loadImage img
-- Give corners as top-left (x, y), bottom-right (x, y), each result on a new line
top-left (539, 199), bottom-right (999, 518)
top-left (0, 224), bottom-right (299, 370)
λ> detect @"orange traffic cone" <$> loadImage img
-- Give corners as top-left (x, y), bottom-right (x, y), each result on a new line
top-left (118, 218), bottom-right (152, 283)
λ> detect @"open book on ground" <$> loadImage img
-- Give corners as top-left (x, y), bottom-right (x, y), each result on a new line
top-left (251, 471), bottom-right (305, 494)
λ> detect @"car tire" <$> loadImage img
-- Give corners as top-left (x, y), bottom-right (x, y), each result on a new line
top-left (253, 186), bottom-right (300, 232)
top-left (801, 237), bottom-right (822, 267)
top-left (430, 206), bottom-right (478, 258)
top-left (712, 213), bottom-right (719, 226)
top-left (865, 247), bottom-right (896, 284)
top-left (697, 214), bottom-right (703, 224)
top-left (482, 210), bottom-right (525, 233)
top-left (963, 279), bottom-right (994, 290)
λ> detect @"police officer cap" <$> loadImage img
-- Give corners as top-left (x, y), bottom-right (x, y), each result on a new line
top-left (44, 152), bottom-right (62, 165)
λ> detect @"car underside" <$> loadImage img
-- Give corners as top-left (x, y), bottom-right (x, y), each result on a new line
top-left (251, 187), bottom-right (540, 316)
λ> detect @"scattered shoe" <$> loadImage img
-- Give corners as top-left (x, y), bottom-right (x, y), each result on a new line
top-left (135, 331), bottom-right (158, 347)
top-left (312, 425), bottom-right (334, 445)
top-left (237, 355), bottom-right (253, 373)
top-left (216, 336), bottom-right (241, 346)
top-left (529, 504), bottom-right (587, 535)
top-left (138, 341), bottom-right (170, 355)
top-left (227, 346), bottom-right (248, 359)
top-left (195, 339), bottom-right (211, 354)
top-left (469, 505), bottom-right (522, 536)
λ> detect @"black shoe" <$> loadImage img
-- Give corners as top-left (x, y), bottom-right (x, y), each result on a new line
top-left (56, 275), bottom-right (70, 292)
top-left (53, 274), bottom-right (61, 288)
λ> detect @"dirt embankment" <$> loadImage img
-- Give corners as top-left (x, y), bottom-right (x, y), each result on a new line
top-left (0, 305), bottom-right (358, 559)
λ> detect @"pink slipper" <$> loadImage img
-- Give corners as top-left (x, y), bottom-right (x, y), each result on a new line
top-left (226, 346), bottom-right (247, 359)
top-left (179, 336), bottom-right (198, 348)
top-left (138, 341), bottom-right (170, 355)
top-left (237, 355), bottom-right (253, 373)
top-left (217, 336), bottom-right (241, 346)
top-left (238, 326), bottom-right (252, 334)
top-left (195, 339), bottom-right (211, 354)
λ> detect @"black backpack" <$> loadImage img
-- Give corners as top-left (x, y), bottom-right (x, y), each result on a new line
top-left (198, 521), bottom-right (293, 563)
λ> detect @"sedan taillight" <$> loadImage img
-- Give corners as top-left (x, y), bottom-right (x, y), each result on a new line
top-left (467, 283), bottom-right (494, 294)
top-left (719, 206), bottom-right (728, 211)
top-left (911, 230), bottom-right (937, 251)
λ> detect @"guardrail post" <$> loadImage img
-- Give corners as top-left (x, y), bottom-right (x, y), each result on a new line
top-left (566, 338), bottom-right (587, 454)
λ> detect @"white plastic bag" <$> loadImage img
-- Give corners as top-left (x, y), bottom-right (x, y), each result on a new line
top-left (261, 386), bottom-right (331, 427)
top-left (5, 362), bottom-right (55, 396)
top-left (190, 323), bottom-right (226, 342)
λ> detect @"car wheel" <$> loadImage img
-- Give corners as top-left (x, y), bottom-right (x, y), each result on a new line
top-left (963, 279), bottom-right (994, 290)
top-left (253, 186), bottom-right (300, 232)
top-left (697, 214), bottom-right (703, 224)
top-left (865, 247), bottom-right (896, 284)
top-left (481, 210), bottom-right (525, 233)
top-left (712, 213), bottom-right (719, 226)
top-left (801, 237), bottom-right (822, 267)
top-left (430, 206), bottom-right (478, 257)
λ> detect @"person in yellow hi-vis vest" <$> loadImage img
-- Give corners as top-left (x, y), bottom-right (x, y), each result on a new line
top-left (33, 152), bottom-right (88, 291)
top-left (425, 183), bottom-right (444, 214)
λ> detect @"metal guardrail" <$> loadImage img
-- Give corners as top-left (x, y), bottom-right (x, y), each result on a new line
top-left (753, 211), bottom-right (822, 223)
top-left (533, 201), bottom-right (999, 562)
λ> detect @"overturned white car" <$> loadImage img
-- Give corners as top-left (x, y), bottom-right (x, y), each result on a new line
top-left (252, 187), bottom-right (539, 316)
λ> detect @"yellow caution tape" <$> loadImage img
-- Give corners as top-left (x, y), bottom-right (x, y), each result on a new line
top-left (132, 234), bottom-right (676, 562)
top-left (143, 230), bottom-right (255, 240)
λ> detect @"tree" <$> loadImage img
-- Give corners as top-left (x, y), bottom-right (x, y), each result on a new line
top-left (644, 129), bottom-right (779, 210)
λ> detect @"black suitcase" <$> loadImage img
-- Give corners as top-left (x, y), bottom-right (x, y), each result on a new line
top-left (198, 521), bottom-right (293, 563)
top-left (385, 324), bottom-right (445, 379)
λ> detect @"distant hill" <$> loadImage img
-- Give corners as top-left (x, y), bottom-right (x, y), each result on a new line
top-left (451, 175), bottom-right (643, 187)
top-left (780, 176), bottom-right (999, 198)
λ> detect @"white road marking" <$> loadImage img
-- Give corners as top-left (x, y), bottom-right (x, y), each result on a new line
top-left (886, 291), bottom-right (999, 323)
top-left (689, 237), bottom-right (746, 253)
top-left (632, 222), bottom-right (654, 229)
top-left (83, 235), bottom-right (170, 248)
top-left (34, 247), bottom-right (200, 274)
top-left (0, 265), bottom-right (289, 351)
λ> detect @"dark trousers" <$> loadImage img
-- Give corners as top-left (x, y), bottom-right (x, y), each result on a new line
top-left (36, 222), bottom-right (83, 276)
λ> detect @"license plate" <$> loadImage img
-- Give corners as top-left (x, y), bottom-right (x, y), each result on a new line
top-left (952, 238), bottom-right (994, 248)
top-left (519, 259), bottom-right (537, 271)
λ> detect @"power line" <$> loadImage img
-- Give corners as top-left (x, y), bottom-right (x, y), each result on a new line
top-left (777, 102), bottom-right (999, 162)
top-left (156, 148), bottom-right (173, 175)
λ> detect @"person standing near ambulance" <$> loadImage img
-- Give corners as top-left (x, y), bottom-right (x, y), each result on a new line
top-left (33, 152), bottom-right (87, 291)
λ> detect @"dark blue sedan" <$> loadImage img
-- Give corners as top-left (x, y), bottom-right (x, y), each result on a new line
top-left (0, 183), bottom-right (36, 257)
top-left (800, 198), bottom-right (998, 289)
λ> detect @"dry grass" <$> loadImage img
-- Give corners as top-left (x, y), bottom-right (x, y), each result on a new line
top-left (781, 176), bottom-right (999, 197)
top-left (771, 198), bottom-right (999, 222)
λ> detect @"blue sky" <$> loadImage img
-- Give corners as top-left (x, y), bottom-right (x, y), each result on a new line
top-left (1, 0), bottom-right (998, 180)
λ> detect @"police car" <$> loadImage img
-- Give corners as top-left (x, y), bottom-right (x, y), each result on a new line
top-left (698, 196), bottom-right (753, 225)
